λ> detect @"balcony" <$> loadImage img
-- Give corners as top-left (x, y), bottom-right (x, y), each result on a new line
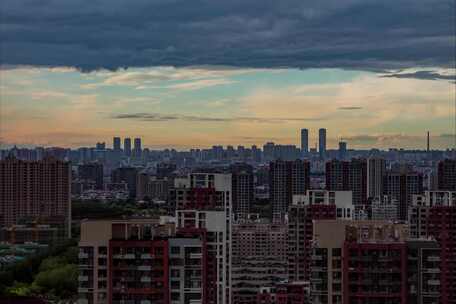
top-left (140, 276), bottom-right (152, 283)
top-left (78, 276), bottom-right (89, 281)
top-left (428, 280), bottom-right (440, 286)
top-left (190, 253), bottom-right (202, 259)
top-left (79, 253), bottom-right (89, 259)
top-left (141, 253), bottom-right (152, 259)
top-left (138, 265), bottom-right (152, 271)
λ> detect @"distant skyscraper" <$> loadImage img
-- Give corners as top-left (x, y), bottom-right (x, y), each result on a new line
top-left (338, 141), bottom-right (347, 160)
top-left (301, 129), bottom-right (308, 155)
top-left (133, 137), bottom-right (142, 158)
top-left (438, 159), bottom-right (456, 191)
top-left (270, 160), bottom-right (310, 223)
top-left (123, 138), bottom-right (131, 157)
top-left (113, 137), bottom-right (121, 151)
top-left (367, 157), bottom-right (386, 199)
top-left (319, 128), bottom-right (326, 159)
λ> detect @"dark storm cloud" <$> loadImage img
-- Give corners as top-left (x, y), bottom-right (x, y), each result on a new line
top-left (0, 0), bottom-right (454, 71)
top-left (111, 113), bottom-right (326, 123)
top-left (381, 70), bottom-right (456, 81)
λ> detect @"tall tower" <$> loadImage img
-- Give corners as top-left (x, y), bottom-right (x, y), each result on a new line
top-left (133, 137), bottom-right (142, 158)
top-left (427, 131), bottom-right (430, 152)
top-left (367, 157), bottom-right (386, 199)
top-left (301, 128), bottom-right (309, 156)
top-left (113, 137), bottom-right (121, 152)
top-left (319, 128), bottom-right (327, 159)
top-left (123, 138), bottom-right (131, 157)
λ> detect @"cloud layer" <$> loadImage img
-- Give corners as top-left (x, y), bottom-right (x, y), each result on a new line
top-left (1, 0), bottom-right (454, 70)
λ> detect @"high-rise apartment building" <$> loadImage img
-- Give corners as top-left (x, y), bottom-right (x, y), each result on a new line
top-left (124, 138), bottom-right (132, 157)
top-left (78, 218), bottom-right (178, 304)
top-left (384, 169), bottom-right (423, 221)
top-left (319, 128), bottom-right (327, 159)
top-left (409, 191), bottom-right (456, 303)
top-left (78, 162), bottom-right (104, 190)
top-left (174, 173), bottom-right (232, 304)
top-left (367, 157), bottom-right (386, 199)
top-left (0, 157), bottom-right (71, 244)
top-left (407, 240), bottom-right (441, 304)
top-left (230, 163), bottom-right (254, 221)
top-left (438, 159), bottom-right (456, 191)
top-left (325, 159), bottom-right (367, 207)
top-left (270, 160), bottom-right (310, 223)
top-left (311, 220), bottom-right (409, 304)
top-left (113, 137), bottom-right (121, 152)
top-left (231, 223), bottom-right (287, 304)
top-left (288, 190), bottom-right (353, 282)
top-left (301, 129), bottom-right (309, 155)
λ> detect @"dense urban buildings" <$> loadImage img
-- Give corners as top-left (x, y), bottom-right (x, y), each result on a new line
top-left (0, 156), bottom-right (71, 244)
top-left (2, 131), bottom-right (456, 303)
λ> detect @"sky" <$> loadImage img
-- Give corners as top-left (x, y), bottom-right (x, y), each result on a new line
top-left (0, 0), bottom-right (455, 150)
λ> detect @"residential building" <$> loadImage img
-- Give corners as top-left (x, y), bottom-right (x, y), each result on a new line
top-left (438, 159), bottom-right (456, 191)
top-left (325, 159), bottom-right (367, 208)
top-left (174, 173), bottom-right (232, 304)
top-left (367, 157), bottom-right (386, 199)
top-left (384, 169), bottom-right (423, 221)
top-left (111, 167), bottom-right (138, 198)
top-left (270, 160), bottom-right (310, 223)
top-left (230, 164), bottom-right (254, 221)
top-left (288, 190), bottom-right (353, 282)
top-left (0, 156), bottom-right (71, 244)
top-left (409, 191), bottom-right (456, 303)
top-left (231, 223), bottom-right (287, 304)
top-left (78, 162), bottom-right (104, 190)
top-left (311, 220), bottom-right (408, 304)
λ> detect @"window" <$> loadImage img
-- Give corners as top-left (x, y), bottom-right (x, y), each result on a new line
top-left (171, 246), bottom-right (180, 254)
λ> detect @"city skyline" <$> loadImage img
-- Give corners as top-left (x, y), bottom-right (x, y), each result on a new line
top-left (1, 67), bottom-right (455, 150)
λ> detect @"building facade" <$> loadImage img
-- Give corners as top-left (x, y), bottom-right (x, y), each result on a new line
top-left (0, 156), bottom-right (71, 244)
